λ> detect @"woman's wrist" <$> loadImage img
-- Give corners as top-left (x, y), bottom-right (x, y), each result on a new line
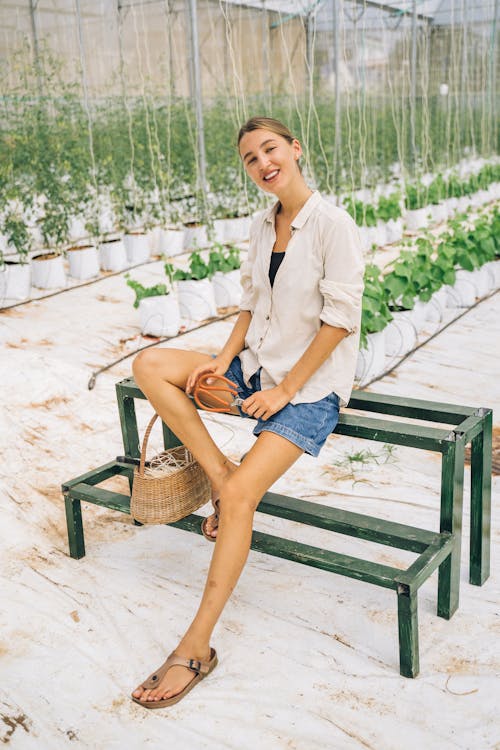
top-left (278, 378), bottom-right (297, 400)
top-left (215, 351), bottom-right (234, 370)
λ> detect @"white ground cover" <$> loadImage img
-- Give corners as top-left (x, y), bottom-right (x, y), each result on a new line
top-left (1, 266), bottom-right (498, 750)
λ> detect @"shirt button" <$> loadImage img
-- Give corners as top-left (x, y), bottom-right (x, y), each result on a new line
top-left (265, 315), bottom-right (270, 320)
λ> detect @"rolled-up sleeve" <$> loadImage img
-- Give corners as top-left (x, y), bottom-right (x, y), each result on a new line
top-left (239, 215), bottom-right (260, 312)
top-left (319, 213), bottom-right (365, 334)
top-left (239, 259), bottom-right (254, 311)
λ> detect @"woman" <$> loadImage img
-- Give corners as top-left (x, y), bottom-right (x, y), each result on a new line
top-left (131, 116), bottom-right (364, 708)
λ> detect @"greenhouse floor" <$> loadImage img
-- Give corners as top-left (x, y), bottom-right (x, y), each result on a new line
top-left (1, 271), bottom-right (499, 750)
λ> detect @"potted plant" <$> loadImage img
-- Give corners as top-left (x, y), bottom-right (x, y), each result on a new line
top-left (114, 186), bottom-right (152, 265)
top-left (65, 200), bottom-right (100, 281)
top-left (125, 263), bottom-right (180, 337)
top-left (443, 213), bottom-right (496, 307)
top-left (404, 182), bottom-right (430, 231)
top-left (173, 250), bottom-right (217, 323)
top-left (344, 196), bottom-right (385, 250)
top-left (377, 192), bottom-right (403, 244)
top-left (32, 195), bottom-right (69, 289)
top-left (207, 243), bottom-right (242, 308)
top-left (151, 203), bottom-right (185, 257)
top-left (356, 264), bottom-right (393, 384)
top-left (0, 209), bottom-right (32, 302)
top-left (427, 175), bottom-right (448, 224)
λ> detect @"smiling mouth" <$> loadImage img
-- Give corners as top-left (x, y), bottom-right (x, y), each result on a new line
top-left (263, 170), bottom-right (279, 182)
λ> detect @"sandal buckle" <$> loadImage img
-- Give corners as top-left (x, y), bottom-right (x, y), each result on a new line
top-left (188, 659), bottom-right (201, 672)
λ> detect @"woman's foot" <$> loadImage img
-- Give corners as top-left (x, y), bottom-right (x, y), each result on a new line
top-left (204, 458), bottom-right (238, 540)
top-left (132, 640), bottom-right (212, 704)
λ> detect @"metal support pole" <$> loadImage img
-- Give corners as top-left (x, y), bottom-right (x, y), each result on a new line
top-left (75, 0), bottom-right (97, 184)
top-left (305, 11), bottom-right (314, 109)
top-left (262, 0), bottom-right (272, 109)
top-left (187, 0), bottom-right (208, 202)
top-left (410, 0), bottom-right (418, 174)
top-left (29, 0), bottom-right (43, 100)
top-left (488, 0), bottom-right (499, 154)
top-left (332, 0), bottom-right (341, 202)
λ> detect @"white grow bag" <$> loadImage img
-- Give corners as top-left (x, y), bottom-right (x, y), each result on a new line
top-left (212, 270), bottom-right (242, 308)
top-left (355, 330), bottom-right (387, 385)
top-left (31, 254), bottom-right (66, 289)
top-left (67, 245), bottom-right (100, 280)
top-left (0, 262), bottom-right (31, 303)
top-left (99, 238), bottom-right (128, 272)
top-left (177, 278), bottom-right (218, 323)
top-left (138, 294), bottom-right (181, 337)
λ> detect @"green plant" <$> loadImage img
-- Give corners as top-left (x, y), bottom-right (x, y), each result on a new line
top-left (445, 174), bottom-right (464, 199)
top-left (125, 274), bottom-right (170, 308)
top-left (40, 195), bottom-right (70, 253)
top-left (172, 250), bottom-right (213, 281)
top-left (405, 183), bottom-right (428, 211)
top-left (1, 209), bottom-right (32, 261)
top-left (427, 175), bottom-right (446, 205)
top-left (207, 243), bottom-right (241, 274)
top-left (443, 215), bottom-right (494, 272)
top-left (344, 196), bottom-right (377, 227)
top-left (360, 263), bottom-right (393, 349)
top-left (383, 247), bottom-right (420, 310)
top-left (377, 193), bottom-right (402, 222)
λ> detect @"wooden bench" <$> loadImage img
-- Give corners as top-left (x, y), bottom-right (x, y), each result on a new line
top-left (61, 377), bottom-right (492, 678)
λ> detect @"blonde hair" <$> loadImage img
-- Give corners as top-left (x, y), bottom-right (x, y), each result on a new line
top-left (237, 116), bottom-right (303, 173)
top-left (237, 116), bottom-right (295, 147)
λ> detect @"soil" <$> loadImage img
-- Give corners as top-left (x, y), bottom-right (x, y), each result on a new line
top-left (32, 252), bottom-right (60, 261)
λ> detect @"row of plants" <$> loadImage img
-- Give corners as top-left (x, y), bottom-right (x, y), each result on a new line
top-left (124, 245), bottom-right (242, 336)
top-left (2, 156), bottom-right (499, 271)
top-left (342, 162), bottom-right (500, 227)
top-left (2, 45), bottom-right (499, 244)
top-left (359, 205), bottom-right (500, 354)
top-left (405, 163), bottom-right (500, 210)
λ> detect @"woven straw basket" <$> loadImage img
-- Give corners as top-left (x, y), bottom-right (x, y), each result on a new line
top-left (130, 413), bottom-right (211, 524)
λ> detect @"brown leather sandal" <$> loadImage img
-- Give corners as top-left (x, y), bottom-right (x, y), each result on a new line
top-left (201, 497), bottom-right (220, 542)
top-left (131, 648), bottom-right (218, 709)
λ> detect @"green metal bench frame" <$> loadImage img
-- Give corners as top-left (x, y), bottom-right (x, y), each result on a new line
top-left (61, 377), bottom-right (492, 679)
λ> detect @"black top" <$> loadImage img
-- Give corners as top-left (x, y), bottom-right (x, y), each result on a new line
top-left (269, 251), bottom-right (285, 288)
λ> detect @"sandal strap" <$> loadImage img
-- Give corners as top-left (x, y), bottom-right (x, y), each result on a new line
top-left (141, 650), bottom-right (213, 689)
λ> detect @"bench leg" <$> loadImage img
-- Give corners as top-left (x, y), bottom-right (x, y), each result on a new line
top-left (64, 494), bottom-right (85, 559)
top-left (469, 409), bottom-right (492, 586)
top-left (437, 434), bottom-right (465, 619)
top-left (397, 584), bottom-right (419, 678)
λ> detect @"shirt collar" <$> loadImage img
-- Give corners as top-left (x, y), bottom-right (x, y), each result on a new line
top-left (264, 190), bottom-right (321, 229)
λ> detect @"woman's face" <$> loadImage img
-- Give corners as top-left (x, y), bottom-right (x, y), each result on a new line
top-left (239, 128), bottom-right (301, 194)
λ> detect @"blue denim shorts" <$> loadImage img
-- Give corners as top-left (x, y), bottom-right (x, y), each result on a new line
top-left (221, 355), bottom-right (340, 457)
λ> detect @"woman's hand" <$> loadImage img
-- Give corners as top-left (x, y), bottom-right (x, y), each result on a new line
top-left (241, 384), bottom-right (292, 421)
top-left (185, 356), bottom-right (231, 395)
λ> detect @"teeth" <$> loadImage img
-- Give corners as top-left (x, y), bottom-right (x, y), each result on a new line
top-left (264, 170), bottom-right (279, 181)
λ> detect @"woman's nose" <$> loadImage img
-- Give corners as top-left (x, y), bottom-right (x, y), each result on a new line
top-left (258, 154), bottom-right (271, 172)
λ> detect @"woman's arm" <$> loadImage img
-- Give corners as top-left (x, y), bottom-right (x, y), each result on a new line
top-left (241, 322), bottom-right (347, 420)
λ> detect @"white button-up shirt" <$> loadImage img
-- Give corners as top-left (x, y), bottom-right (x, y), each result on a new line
top-left (238, 190), bottom-right (365, 406)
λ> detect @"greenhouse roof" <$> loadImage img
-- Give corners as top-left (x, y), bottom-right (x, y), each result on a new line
top-left (0, 0), bottom-right (496, 30)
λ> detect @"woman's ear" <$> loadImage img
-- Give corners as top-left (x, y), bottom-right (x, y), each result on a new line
top-left (291, 138), bottom-right (302, 162)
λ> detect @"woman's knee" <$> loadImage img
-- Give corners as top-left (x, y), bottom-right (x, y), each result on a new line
top-left (218, 476), bottom-right (260, 518)
top-left (132, 348), bottom-right (162, 382)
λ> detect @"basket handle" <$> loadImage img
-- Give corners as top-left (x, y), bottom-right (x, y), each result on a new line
top-left (138, 412), bottom-right (159, 477)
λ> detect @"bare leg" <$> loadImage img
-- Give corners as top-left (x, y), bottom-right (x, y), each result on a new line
top-left (132, 347), bottom-right (240, 495)
top-left (132, 431), bottom-right (303, 703)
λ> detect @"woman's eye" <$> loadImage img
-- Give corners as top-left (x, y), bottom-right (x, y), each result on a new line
top-left (266, 147), bottom-right (275, 153)
top-left (248, 157), bottom-right (256, 164)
